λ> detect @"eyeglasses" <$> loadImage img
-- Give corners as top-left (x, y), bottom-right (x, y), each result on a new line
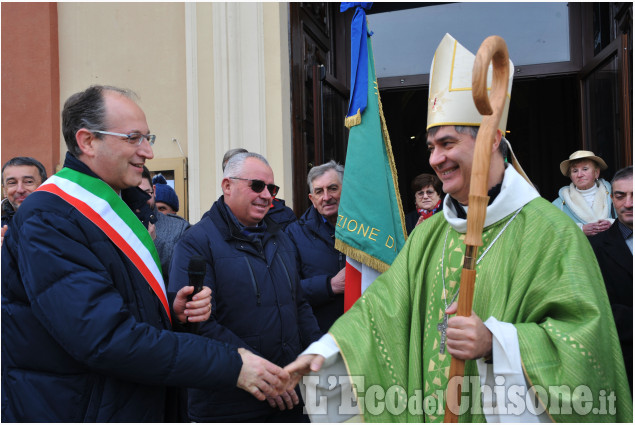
top-left (91, 130), bottom-right (156, 146)
top-left (416, 189), bottom-right (437, 198)
top-left (229, 177), bottom-right (279, 197)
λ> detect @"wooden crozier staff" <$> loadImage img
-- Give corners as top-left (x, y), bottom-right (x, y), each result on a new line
top-left (443, 35), bottom-right (510, 423)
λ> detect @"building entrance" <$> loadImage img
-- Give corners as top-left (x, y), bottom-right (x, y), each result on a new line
top-left (382, 74), bottom-right (582, 216)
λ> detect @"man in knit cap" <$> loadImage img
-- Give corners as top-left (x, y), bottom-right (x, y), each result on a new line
top-left (153, 173), bottom-right (180, 215)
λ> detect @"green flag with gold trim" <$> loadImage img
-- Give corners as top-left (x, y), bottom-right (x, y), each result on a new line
top-left (336, 3), bottom-right (406, 310)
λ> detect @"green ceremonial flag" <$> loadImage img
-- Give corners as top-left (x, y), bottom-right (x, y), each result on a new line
top-left (335, 17), bottom-right (406, 275)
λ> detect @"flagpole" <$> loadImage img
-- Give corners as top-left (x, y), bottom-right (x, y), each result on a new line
top-left (443, 35), bottom-right (510, 423)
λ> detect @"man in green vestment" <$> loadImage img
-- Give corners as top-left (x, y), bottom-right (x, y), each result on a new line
top-left (285, 34), bottom-right (632, 423)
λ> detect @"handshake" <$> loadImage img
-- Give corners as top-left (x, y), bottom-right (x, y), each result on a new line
top-left (237, 349), bottom-right (326, 410)
top-left (174, 286), bottom-right (328, 410)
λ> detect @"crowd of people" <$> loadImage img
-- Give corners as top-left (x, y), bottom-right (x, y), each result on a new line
top-left (284, 33), bottom-right (631, 422)
top-left (1, 33), bottom-right (632, 423)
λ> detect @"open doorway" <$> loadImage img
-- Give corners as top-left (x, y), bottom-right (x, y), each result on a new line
top-left (381, 74), bottom-right (582, 216)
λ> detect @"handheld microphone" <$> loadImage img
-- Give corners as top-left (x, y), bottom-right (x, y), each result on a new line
top-left (187, 255), bottom-right (207, 302)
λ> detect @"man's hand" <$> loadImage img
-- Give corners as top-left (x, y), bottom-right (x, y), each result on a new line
top-left (148, 222), bottom-right (156, 241)
top-left (173, 286), bottom-right (212, 323)
top-left (445, 301), bottom-right (492, 360)
top-left (330, 267), bottom-right (346, 295)
top-left (283, 354), bottom-right (325, 389)
top-left (266, 388), bottom-right (300, 410)
top-left (237, 348), bottom-right (290, 401)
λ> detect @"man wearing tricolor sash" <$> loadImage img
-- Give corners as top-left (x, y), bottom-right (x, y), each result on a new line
top-left (285, 34), bottom-right (632, 422)
top-left (1, 85), bottom-right (291, 422)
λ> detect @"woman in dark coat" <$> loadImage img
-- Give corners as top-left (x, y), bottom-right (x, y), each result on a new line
top-left (405, 173), bottom-right (443, 235)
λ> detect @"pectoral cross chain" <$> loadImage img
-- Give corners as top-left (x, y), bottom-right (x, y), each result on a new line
top-left (437, 314), bottom-right (448, 354)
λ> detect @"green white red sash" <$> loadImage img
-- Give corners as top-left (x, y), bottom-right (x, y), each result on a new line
top-left (37, 167), bottom-right (171, 323)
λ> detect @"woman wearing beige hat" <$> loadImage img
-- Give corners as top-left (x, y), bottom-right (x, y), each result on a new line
top-left (552, 150), bottom-right (615, 236)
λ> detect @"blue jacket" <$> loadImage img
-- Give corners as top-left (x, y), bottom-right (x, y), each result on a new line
top-left (1, 153), bottom-right (243, 422)
top-left (168, 197), bottom-right (322, 421)
top-left (267, 197), bottom-right (297, 229)
top-left (285, 205), bottom-right (345, 332)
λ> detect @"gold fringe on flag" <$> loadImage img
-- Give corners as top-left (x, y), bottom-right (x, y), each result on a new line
top-left (335, 238), bottom-right (390, 274)
top-left (345, 109), bottom-right (362, 129)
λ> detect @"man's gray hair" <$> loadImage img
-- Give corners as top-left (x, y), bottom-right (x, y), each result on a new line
top-left (611, 166), bottom-right (633, 187)
top-left (307, 160), bottom-right (344, 192)
top-left (222, 148), bottom-right (249, 171)
top-left (223, 152), bottom-right (270, 178)
top-left (427, 125), bottom-right (508, 159)
top-left (62, 85), bottom-right (138, 157)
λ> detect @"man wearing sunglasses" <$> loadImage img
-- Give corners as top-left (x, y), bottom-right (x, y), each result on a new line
top-left (169, 152), bottom-right (322, 422)
top-left (1, 85), bottom-right (291, 422)
top-left (222, 147), bottom-right (297, 229)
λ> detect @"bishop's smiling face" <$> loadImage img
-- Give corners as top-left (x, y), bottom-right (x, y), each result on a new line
top-left (427, 126), bottom-right (476, 205)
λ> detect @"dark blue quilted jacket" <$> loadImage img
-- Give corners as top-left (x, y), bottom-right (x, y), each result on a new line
top-left (169, 196), bottom-right (322, 421)
top-left (285, 205), bottom-right (345, 332)
top-left (1, 153), bottom-right (243, 422)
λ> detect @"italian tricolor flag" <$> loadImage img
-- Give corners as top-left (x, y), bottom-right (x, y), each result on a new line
top-left (343, 257), bottom-right (380, 312)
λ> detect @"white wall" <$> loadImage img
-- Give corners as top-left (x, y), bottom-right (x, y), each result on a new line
top-left (57, 2), bottom-right (293, 223)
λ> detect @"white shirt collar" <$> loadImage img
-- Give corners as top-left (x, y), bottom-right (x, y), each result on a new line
top-left (443, 165), bottom-right (540, 233)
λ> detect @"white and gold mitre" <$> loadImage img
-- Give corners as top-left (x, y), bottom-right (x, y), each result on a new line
top-left (427, 33), bottom-right (514, 132)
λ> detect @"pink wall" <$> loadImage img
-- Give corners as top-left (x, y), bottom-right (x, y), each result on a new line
top-left (1, 3), bottom-right (60, 177)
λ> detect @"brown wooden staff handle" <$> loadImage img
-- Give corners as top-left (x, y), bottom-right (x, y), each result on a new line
top-left (443, 36), bottom-right (510, 423)
top-left (465, 35), bottom-right (510, 247)
top-left (444, 264), bottom-right (476, 422)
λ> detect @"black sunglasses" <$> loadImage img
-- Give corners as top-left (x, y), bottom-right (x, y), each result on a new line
top-left (229, 177), bottom-right (280, 197)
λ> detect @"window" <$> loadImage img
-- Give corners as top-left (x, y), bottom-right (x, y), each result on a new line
top-left (368, 3), bottom-right (571, 78)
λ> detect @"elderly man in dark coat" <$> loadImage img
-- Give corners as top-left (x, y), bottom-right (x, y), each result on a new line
top-left (286, 160), bottom-right (346, 332)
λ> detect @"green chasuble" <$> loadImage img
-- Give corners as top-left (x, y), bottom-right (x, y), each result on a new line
top-left (329, 196), bottom-right (632, 422)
